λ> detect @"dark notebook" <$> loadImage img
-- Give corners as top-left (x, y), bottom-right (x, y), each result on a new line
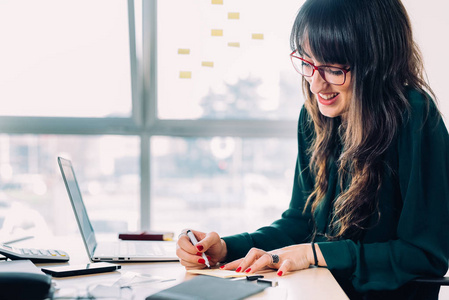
top-left (146, 275), bottom-right (267, 300)
top-left (0, 260), bottom-right (53, 300)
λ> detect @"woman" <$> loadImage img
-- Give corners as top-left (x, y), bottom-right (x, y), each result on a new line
top-left (176, 0), bottom-right (449, 298)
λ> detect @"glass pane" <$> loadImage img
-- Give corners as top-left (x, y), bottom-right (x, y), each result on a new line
top-left (157, 0), bottom-right (304, 120)
top-left (0, 0), bottom-right (132, 117)
top-left (0, 135), bottom-right (139, 240)
top-left (151, 136), bottom-right (296, 236)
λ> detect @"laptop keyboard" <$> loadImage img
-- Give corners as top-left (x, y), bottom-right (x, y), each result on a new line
top-left (111, 242), bottom-right (164, 256)
top-left (120, 242), bottom-right (163, 256)
top-left (94, 241), bottom-right (177, 259)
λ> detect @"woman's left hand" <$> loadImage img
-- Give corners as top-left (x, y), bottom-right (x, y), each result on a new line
top-left (220, 244), bottom-right (323, 276)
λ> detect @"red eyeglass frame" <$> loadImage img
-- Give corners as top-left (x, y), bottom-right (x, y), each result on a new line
top-left (289, 50), bottom-right (351, 86)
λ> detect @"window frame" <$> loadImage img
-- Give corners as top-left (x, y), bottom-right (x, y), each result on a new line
top-left (0, 0), bottom-right (297, 230)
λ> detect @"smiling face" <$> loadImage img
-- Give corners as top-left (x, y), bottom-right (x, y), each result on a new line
top-left (302, 44), bottom-right (354, 119)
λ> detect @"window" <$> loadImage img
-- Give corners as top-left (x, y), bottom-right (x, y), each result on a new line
top-left (0, 0), bottom-right (132, 118)
top-left (0, 134), bottom-right (139, 238)
top-left (0, 0), bottom-right (302, 239)
top-left (157, 0), bottom-right (302, 120)
top-left (150, 137), bottom-right (296, 236)
top-left (1, 0), bottom-right (445, 241)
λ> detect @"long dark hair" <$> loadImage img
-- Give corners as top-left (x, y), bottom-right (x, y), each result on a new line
top-left (290, 0), bottom-right (436, 239)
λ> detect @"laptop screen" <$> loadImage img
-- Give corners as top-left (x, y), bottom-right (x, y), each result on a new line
top-left (58, 157), bottom-right (97, 257)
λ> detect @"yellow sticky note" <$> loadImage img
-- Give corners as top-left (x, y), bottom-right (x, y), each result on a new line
top-left (228, 12), bottom-right (240, 20)
top-left (201, 61), bottom-right (214, 67)
top-left (228, 42), bottom-right (240, 48)
top-left (179, 71), bottom-right (192, 79)
top-left (252, 33), bottom-right (264, 40)
top-left (211, 0), bottom-right (223, 4)
top-left (178, 48), bottom-right (190, 55)
top-left (211, 29), bottom-right (223, 36)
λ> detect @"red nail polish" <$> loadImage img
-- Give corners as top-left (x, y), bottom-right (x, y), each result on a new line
top-left (198, 258), bottom-right (205, 264)
top-left (196, 252), bottom-right (202, 256)
top-left (245, 268), bottom-right (252, 273)
top-left (220, 265), bottom-right (225, 269)
top-left (236, 267), bottom-right (242, 272)
top-left (277, 271), bottom-right (283, 276)
top-left (196, 245), bottom-right (204, 251)
top-left (207, 255), bottom-right (212, 260)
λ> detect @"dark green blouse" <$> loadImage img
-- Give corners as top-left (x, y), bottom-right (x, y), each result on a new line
top-left (222, 89), bottom-right (449, 297)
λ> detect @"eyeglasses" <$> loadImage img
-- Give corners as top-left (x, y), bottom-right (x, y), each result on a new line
top-left (290, 51), bottom-right (351, 86)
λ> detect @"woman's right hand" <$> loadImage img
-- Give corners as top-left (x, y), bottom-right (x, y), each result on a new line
top-left (176, 229), bottom-right (227, 269)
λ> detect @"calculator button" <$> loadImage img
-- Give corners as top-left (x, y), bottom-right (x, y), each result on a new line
top-left (39, 249), bottom-right (50, 256)
top-left (55, 250), bottom-right (67, 257)
top-left (48, 250), bottom-right (58, 256)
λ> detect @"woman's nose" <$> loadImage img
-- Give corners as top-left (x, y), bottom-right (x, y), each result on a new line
top-left (309, 70), bottom-right (328, 94)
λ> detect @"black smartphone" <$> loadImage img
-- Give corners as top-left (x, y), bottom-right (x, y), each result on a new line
top-left (41, 262), bottom-right (121, 277)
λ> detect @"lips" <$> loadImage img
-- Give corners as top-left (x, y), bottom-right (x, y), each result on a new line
top-left (317, 93), bottom-right (339, 106)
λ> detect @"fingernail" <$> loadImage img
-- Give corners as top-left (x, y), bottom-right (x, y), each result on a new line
top-left (207, 255), bottom-right (212, 260)
top-left (245, 268), bottom-right (252, 273)
top-left (277, 271), bottom-right (283, 276)
top-left (220, 265), bottom-right (225, 269)
top-left (236, 267), bottom-right (242, 272)
top-left (196, 252), bottom-right (202, 256)
top-left (198, 258), bottom-right (205, 264)
top-left (196, 245), bottom-right (204, 251)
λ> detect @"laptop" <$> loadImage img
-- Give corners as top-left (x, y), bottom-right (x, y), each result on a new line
top-left (57, 157), bottom-right (178, 262)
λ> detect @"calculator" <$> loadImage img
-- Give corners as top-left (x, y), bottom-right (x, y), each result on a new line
top-left (0, 243), bottom-right (70, 263)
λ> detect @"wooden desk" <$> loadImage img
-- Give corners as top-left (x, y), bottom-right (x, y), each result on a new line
top-left (27, 236), bottom-right (348, 299)
top-left (42, 262), bottom-right (348, 299)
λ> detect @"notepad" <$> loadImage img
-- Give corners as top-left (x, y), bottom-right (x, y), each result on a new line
top-left (211, 29), bottom-right (223, 36)
top-left (252, 33), bottom-right (264, 40)
top-left (228, 12), bottom-right (240, 20)
top-left (187, 269), bottom-right (248, 278)
top-left (201, 61), bottom-right (214, 68)
top-left (179, 71), bottom-right (192, 79)
top-left (177, 48), bottom-right (190, 55)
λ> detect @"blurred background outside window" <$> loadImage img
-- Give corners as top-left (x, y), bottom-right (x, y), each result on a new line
top-left (0, 0), bottom-right (446, 241)
top-left (0, 0), bottom-right (302, 240)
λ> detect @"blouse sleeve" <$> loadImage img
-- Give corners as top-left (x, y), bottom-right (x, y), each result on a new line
top-left (318, 91), bottom-right (449, 292)
top-left (222, 105), bottom-right (316, 262)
